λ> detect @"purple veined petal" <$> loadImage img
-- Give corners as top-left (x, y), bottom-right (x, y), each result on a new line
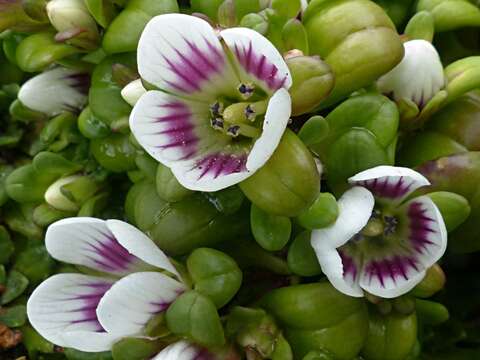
top-left (96, 272), bottom-right (186, 337)
top-left (105, 220), bottom-right (180, 279)
top-left (18, 67), bottom-right (89, 116)
top-left (46, 217), bottom-right (159, 276)
top-left (311, 187), bottom-right (375, 251)
top-left (359, 253), bottom-right (427, 299)
top-left (171, 88), bottom-right (292, 191)
top-left (26, 274), bottom-right (119, 351)
top-left (137, 14), bottom-right (239, 101)
top-left (129, 90), bottom-right (229, 168)
top-left (220, 27), bottom-right (292, 93)
top-left (316, 247), bottom-right (364, 298)
top-left (348, 166), bottom-right (431, 205)
top-left (398, 196), bottom-right (448, 269)
top-left (130, 89), bottom-right (253, 192)
top-left (152, 341), bottom-right (215, 360)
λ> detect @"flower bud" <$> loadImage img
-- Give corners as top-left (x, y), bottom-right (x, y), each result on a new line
top-left (286, 55), bottom-right (334, 115)
top-left (377, 40), bottom-right (445, 110)
top-left (412, 264), bottom-right (446, 298)
top-left (121, 79), bottom-right (147, 107)
top-left (44, 175), bottom-right (82, 212)
top-left (17, 66), bottom-right (89, 116)
top-left (303, 0), bottom-right (404, 107)
top-left (46, 0), bottom-right (99, 49)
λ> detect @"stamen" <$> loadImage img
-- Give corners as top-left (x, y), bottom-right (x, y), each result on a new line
top-left (227, 125), bottom-right (240, 137)
top-left (238, 83), bottom-right (255, 99)
top-left (245, 105), bottom-right (255, 122)
top-left (383, 215), bottom-right (398, 236)
top-left (211, 117), bottom-right (224, 130)
top-left (210, 102), bottom-right (224, 117)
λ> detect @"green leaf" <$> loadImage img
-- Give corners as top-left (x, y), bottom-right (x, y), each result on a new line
top-left (287, 231), bottom-right (322, 277)
top-left (427, 191), bottom-right (471, 232)
top-left (0, 226), bottom-right (14, 265)
top-left (166, 290), bottom-right (225, 347)
top-left (251, 204), bottom-right (292, 251)
top-left (1, 270), bottom-right (29, 305)
top-left (14, 245), bottom-right (55, 284)
top-left (187, 248), bottom-right (242, 308)
top-left (0, 304), bottom-right (27, 327)
top-left (112, 337), bottom-right (165, 360)
top-left (296, 193), bottom-right (338, 230)
top-left (298, 116), bottom-right (330, 146)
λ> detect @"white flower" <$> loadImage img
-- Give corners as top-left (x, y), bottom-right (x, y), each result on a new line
top-left (129, 14), bottom-right (292, 192)
top-left (377, 40), bottom-right (445, 109)
top-left (18, 67), bottom-right (89, 116)
top-left (311, 166), bottom-right (447, 299)
top-left (27, 217), bottom-right (185, 352)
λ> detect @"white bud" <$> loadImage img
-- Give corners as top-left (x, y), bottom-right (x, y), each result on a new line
top-left (377, 40), bottom-right (445, 108)
top-left (18, 67), bottom-right (89, 116)
top-left (121, 79), bottom-right (147, 107)
top-left (45, 175), bottom-right (81, 212)
top-left (46, 0), bottom-right (98, 38)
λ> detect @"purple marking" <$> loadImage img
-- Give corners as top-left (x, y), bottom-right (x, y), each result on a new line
top-left (83, 232), bottom-right (136, 273)
top-left (339, 250), bottom-right (358, 281)
top-left (150, 101), bottom-right (199, 159)
top-left (408, 202), bottom-right (438, 254)
top-left (195, 153), bottom-right (247, 179)
top-left (359, 176), bottom-right (413, 199)
top-left (64, 72), bottom-right (91, 95)
top-left (233, 42), bottom-right (287, 91)
top-left (364, 255), bottom-right (420, 287)
top-left (68, 281), bottom-right (112, 332)
top-left (163, 35), bottom-right (225, 93)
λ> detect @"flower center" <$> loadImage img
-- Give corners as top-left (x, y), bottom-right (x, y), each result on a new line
top-left (361, 210), bottom-right (398, 238)
top-left (208, 83), bottom-right (269, 139)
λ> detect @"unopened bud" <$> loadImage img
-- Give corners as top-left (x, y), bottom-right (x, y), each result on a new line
top-left (121, 79), bottom-right (147, 107)
top-left (47, 0), bottom-right (99, 49)
top-left (45, 175), bottom-right (82, 212)
top-left (286, 55), bottom-right (334, 115)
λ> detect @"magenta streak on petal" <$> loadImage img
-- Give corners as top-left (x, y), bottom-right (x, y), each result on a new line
top-left (233, 42), bottom-right (286, 91)
top-left (195, 153), bottom-right (247, 180)
top-left (83, 232), bottom-right (136, 273)
top-left (364, 255), bottom-right (420, 287)
top-left (63, 73), bottom-right (91, 95)
top-left (361, 177), bottom-right (413, 199)
top-left (151, 101), bottom-right (199, 159)
top-left (163, 35), bottom-right (224, 94)
top-left (408, 202), bottom-right (437, 254)
top-left (339, 250), bottom-right (358, 281)
top-left (68, 282), bottom-right (112, 332)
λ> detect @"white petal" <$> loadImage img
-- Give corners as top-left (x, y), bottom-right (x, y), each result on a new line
top-left (96, 272), bottom-right (186, 336)
top-left (121, 79), bottom-right (147, 106)
top-left (245, 88), bottom-right (291, 171)
top-left (130, 90), bottom-right (253, 192)
top-left (105, 219), bottom-right (180, 278)
top-left (152, 341), bottom-right (210, 360)
top-left (359, 261), bottom-right (426, 299)
top-left (348, 166), bottom-right (431, 204)
top-left (61, 331), bottom-right (121, 353)
top-left (316, 247), bottom-right (364, 297)
top-left (311, 187), bottom-right (375, 250)
top-left (18, 67), bottom-right (89, 116)
top-left (399, 196), bottom-right (448, 269)
top-left (46, 217), bottom-right (153, 276)
top-left (26, 274), bottom-right (114, 350)
top-left (220, 27), bottom-right (292, 93)
top-left (377, 40), bottom-right (445, 108)
top-left (137, 14), bottom-right (238, 101)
